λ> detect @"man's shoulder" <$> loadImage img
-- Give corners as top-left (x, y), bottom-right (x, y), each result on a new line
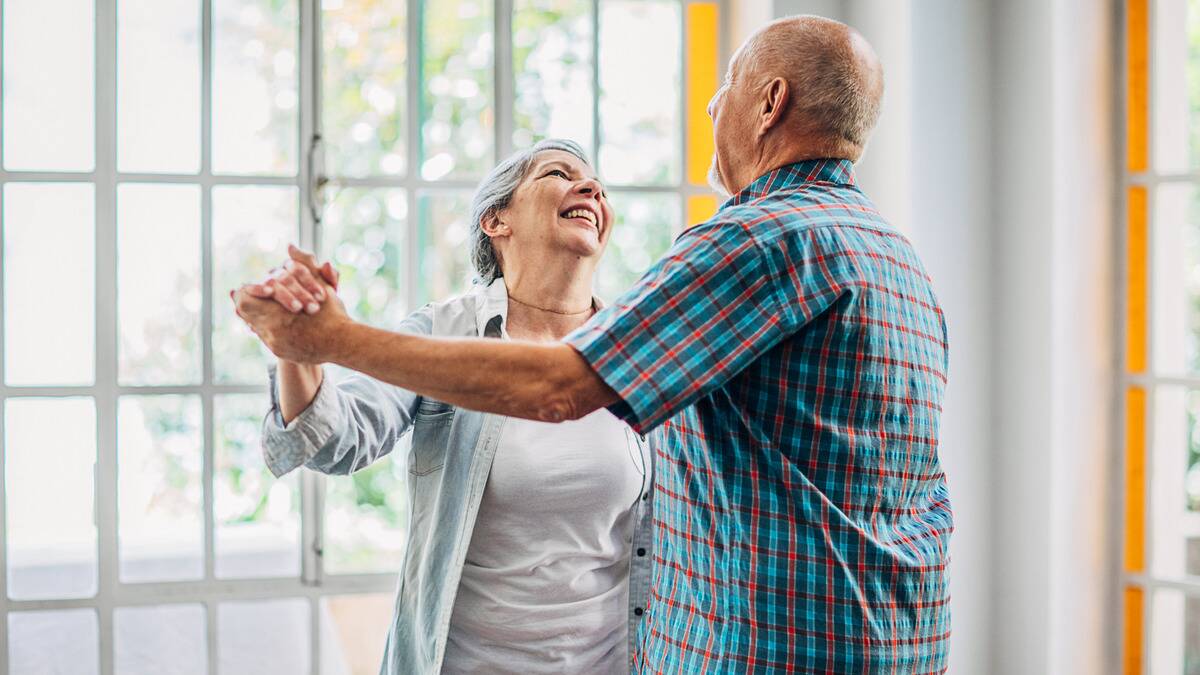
top-left (708, 186), bottom-right (900, 252)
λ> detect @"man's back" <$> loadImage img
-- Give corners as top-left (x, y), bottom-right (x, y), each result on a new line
top-left (568, 159), bottom-right (951, 673)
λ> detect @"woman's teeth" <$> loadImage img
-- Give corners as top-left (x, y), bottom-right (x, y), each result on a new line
top-left (562, 209), bottom-right (597, 226)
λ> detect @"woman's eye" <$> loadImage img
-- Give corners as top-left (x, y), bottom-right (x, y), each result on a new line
top-left (546, 169), bottom-right (568, 179)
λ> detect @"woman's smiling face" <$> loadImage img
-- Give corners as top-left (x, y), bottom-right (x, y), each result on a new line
top-left (491, 150), bottom-right (614, 262)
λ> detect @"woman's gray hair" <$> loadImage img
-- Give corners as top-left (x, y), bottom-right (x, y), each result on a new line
top-left (469, 138), bottom-right (592, 284)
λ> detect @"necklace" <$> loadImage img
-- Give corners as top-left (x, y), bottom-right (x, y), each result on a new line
top-left (508, 293), bottom-right (594, 316)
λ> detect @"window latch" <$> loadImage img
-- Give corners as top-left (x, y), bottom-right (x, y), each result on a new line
top-left (306, 133), bottom-right (328, 225)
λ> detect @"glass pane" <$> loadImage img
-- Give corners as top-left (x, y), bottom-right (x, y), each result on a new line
top-left (1153, 184), bottom-right (1200, 375)
top-left (1157, 386), bottom-right (1200, 582)
top-left (598, 0), bottom-right (680, 185)
top-left (215, 393), bottom-right (300, 579)
top-left (115, 604), bottom-right (207, 675)
top-left (218, 599), bottom-right (310, 675)
top-left (420, 0), bottom-right (493, 180)
top-left (319, 594), bottom-right (392, 675)
top-left (415, 192), bottom-right (473, 306)
top-left (1153, 385), bottom-right (1189, 579)
top-left (2, 0), bottom-right (94, 171)
top-left (1150, 588), bottom-right (1200, 673)
top-left (4, 183), bottom-right (95, 386)
top-left (212, 185), bottom-right (298, 383)
top-left (9, 609), bottom-right (99, 675)
top-left (213, 0), bottom-right (299, 175)
top-left (323, 444), bottom-right (406, 575)
top-left (595, 192), bottom-right (679, 302)
top-left (118, 184), bottom-right (203, 385)
top-left (117, 0), bottom-right (201, 173)
top-left (322, 0), bottom-right (406, 178)
top-left (322, 188), bottom-right (408, 326)
top-left (1152, 0), bottom-right (1199, 172)
top-left (118, 395), bottom-right (204, 583)
top-left (6, 398), bottom-right (97, 600)
top-left (512, 0), bottom-right (593, 151)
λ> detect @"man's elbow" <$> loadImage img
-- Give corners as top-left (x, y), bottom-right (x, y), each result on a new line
top-left (529, 380), bottom-right (591, 423)
top-left (528, 352), bottom-right (615, 423)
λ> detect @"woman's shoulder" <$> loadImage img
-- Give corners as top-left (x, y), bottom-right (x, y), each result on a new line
top-left (418, 283), bottom-right (494, 338)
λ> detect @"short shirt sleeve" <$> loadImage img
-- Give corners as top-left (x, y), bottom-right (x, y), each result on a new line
top-left (566, 217), bottom-right (842, 433)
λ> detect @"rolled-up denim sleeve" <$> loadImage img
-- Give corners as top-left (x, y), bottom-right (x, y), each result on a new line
top-left (261, 306), bottom-right (433, 477)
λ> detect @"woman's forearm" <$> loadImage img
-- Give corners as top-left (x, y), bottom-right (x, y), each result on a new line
top-left (278, 359), bottom-right (324, 424)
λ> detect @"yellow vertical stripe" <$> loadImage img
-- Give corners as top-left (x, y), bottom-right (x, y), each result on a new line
top-left (1127, 0), bottom-right (1149, 171)
top-left (1123, 585), bottom-right (1144, 675)
top-left (1127, 186), bottom-right (1148, 373)
top-left (687, 194), bottom-right (718, 227)
top-left (1125, 386), bottom-right (1147, 573)
top-left (686, 3), bottom-right (719, 186)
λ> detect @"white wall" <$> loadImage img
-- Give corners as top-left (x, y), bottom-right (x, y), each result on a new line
top-left (989, 0), bottom-right (1117, 672)
top-left (908, 3), bottom-right (993, 672)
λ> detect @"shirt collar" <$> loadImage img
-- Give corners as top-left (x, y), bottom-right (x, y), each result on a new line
top-left (472, 276), bottom-right (607, 339)
top-left (720, 158), bottom-right (858, 210)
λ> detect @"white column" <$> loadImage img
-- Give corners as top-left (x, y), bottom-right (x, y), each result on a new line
top-left (991, 0), bottom-right (1117, 673)
top-left (908, 2), bottom-right (993, 672)
top-left (844, 0), bottom-right (913, 234)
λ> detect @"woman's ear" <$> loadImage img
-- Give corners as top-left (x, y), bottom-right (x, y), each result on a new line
top-left (480, 210), bottom-right (511, 238)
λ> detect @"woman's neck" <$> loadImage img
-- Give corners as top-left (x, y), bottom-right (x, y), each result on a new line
top-left (501, 258), bottom-right (596, 342)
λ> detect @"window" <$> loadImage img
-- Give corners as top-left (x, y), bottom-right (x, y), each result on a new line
top-left (0, 0), bottom-right (723, 671)
top-left (1123, 0), bottom-right (1200, 672)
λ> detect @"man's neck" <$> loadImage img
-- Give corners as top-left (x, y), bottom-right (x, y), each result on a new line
top-left (732, 134), bottom-right (855, 193)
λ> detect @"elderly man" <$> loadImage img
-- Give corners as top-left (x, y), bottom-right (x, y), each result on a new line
top-left (236, 15), bottom-right (952, 673)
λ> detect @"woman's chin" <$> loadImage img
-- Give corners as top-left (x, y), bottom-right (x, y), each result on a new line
top-left (558, 230), bottom-right (604, 258)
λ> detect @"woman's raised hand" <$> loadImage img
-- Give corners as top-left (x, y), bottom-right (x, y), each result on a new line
top-left (242, 244), bottom-right (340, 314)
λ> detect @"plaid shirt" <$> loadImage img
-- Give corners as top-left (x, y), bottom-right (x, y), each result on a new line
top-left (567, 159), bottom-right (952, 673)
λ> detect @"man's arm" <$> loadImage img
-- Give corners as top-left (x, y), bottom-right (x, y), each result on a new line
top-left (326, 321), bottom-right (619, 423)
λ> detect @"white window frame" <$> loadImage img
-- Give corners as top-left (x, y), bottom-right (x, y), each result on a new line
top-left (0, 0), bottom-right (725, 672)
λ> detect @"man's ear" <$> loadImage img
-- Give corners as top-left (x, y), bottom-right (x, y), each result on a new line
top-left (480, 210), bottom-right (510, 238)
top-left (758, 77), bottom-right (790, 137)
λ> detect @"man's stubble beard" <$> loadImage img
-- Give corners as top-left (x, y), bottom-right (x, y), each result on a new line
top-left (707, 154), bottom-right (731, 200)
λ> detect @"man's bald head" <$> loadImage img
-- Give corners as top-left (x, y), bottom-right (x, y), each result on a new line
top-left (735, 15), bottom-right (884, 159)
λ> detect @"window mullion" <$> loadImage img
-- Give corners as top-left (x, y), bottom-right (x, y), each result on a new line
top-left (0, 0), bottom-right (9, 640)
top-left (406, 0), bottom-right (422, 311)
top-left (591, 0), bottom-right (600, 172)
top-left (199, 0), bottom-right (217, 670)
top-left (94, 0), bottom-right (120, 672)
top-left (299, 0), bottom-right (324, 669)
top-left (495, 0), bottom-right (514, 161)
top-left (297, 0), bottom-right (325, 591)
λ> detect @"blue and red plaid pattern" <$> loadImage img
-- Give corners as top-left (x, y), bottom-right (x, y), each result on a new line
top-left (567, 159), bottom-right (952, 673)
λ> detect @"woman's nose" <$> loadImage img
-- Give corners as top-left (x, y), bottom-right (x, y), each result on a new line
top-left (575, 178), bottom-right (604, 198)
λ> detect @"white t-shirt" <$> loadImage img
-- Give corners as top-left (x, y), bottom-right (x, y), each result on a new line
top-left (441, 408), bottom-right (650, 674)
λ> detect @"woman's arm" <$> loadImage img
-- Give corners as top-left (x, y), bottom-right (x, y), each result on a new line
top-left (242, 245), bottom-right (338, 424)
top-left (260, 307), bottom-right (434, 478)
top-left (277, 360), bottom-right (323, 424)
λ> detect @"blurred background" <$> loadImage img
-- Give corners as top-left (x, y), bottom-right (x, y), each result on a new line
top-left (0, 0), bottom-right (1181, 672)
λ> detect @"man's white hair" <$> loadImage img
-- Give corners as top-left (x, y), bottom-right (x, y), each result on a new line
top-left (742, 15), bottom-right (884, 153)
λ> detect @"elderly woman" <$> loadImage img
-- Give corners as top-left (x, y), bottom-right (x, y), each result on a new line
top-left (238, 139), bottom-right (652, 674)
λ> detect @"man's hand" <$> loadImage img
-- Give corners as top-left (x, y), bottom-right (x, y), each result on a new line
top-left (242, 244), bottom-right (340, 315)
top-left (231, 280), bottom-right (353, 364)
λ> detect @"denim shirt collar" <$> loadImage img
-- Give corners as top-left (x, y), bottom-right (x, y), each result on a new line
top-left (472, 276), bottom-right (607, 339)
top-left (720, 158), bottom-right (858, 210)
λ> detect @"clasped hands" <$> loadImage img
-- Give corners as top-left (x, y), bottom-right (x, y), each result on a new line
top-left (230, 244), bottom-right (352, 364)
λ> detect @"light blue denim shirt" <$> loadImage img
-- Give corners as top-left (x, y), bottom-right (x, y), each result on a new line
top-left (260, 278), bottom-right (654, 674)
